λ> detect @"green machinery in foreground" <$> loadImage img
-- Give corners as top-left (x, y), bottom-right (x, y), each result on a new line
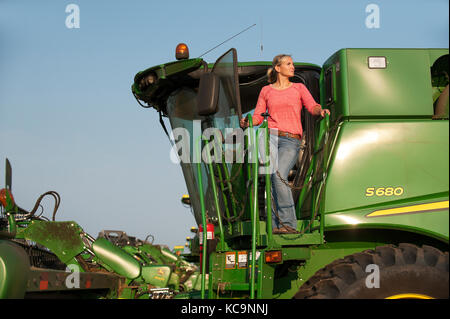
top-left (97, 229), bottom-right (203, 294)
top-left (131, 46), bottom-right (449, 299)
top-left (0, 162), bottom-right (202, 298)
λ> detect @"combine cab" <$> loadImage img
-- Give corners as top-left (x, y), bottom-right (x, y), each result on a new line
top-left (132, 46), bottom-right (448, 299)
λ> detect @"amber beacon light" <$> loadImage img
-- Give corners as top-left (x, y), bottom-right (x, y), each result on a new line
top-left (176, 43), bottom-right (189, 60)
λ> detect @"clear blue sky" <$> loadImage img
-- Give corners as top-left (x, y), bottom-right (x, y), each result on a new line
top-left (0, 0), bottom-right (448, 250)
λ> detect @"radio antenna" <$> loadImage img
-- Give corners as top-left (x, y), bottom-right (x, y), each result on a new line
top-left (198, 23), bottom-right (256, 58)
top-left (260, 17), bottom-right (263, 53)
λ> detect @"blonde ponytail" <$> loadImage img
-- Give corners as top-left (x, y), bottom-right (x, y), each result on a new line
top-left (267, 67), bottom-right (277, 84)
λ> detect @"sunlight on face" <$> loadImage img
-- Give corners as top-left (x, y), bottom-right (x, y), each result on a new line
top-left (276, 56), bottom-right (295, 78)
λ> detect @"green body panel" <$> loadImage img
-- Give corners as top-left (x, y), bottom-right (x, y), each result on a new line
top-left (322, 48), bottom-right (448, 117)
top-left (323, 120), bottom-right (449, 240)
top-left (348, 49), bottom-right (432, 116)
top-left (0, 240), bottom-right (30, 298)
top-left (15, 221), bottom-right (86, 265)
top-left (92, 237), bottom-right (141, 280)
top-left (133, 58), bottom-right (204, 94)
top-left (141, 265), bottom-right (171, 287)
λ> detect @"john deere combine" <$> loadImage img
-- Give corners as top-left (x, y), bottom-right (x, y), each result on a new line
top-left (2, 46), bottom-right (448, 299)
top-left (0, 160), bottom-right (201, 298)
top-left (131, 46), bottom-right (449, 299)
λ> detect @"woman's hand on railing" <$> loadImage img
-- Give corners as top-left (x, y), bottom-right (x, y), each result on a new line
top-left (320, 108), bottom-right (331, 118)
top-left (240, 117), bottom-right (249, 129)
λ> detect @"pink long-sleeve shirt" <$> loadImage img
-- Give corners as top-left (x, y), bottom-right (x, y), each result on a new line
top-left (252, 83), bottom-right (320, 136)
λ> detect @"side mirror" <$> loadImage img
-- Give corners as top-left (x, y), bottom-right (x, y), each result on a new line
top-left (197, 72), bottom-right (219, 116)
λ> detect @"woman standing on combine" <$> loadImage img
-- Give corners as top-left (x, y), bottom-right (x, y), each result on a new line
top-left (240, 54), bottom-right (330, 234)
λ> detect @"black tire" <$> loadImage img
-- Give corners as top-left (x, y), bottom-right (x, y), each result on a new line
top-left (295, 243), bottom-right (449, 299)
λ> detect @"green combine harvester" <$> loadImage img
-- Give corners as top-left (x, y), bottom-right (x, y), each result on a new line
top-left (1, 46), bottom-right (448, 300)
top-left (0, 161), bottom-right (201, 298)
top-left (131, 45), bottom-right (449, 299)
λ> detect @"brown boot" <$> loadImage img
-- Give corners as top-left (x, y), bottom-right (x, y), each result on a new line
top-left (272, 227), bottom-right (290, 234)
top-left (282, 225), bottom-right (300, 234)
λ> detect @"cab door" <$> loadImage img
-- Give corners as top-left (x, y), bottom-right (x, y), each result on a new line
top-left (196, 48), bottom-right (248, 224)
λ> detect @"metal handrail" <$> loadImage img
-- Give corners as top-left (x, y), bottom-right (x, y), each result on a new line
top-left (195, 135), bottom-right (208, 299)
top-left (246, 114), bottom-right (258, 299)
top-left (204, 141), bottom-right (226, 251)
top-left (260, 120), bottom-right (273, 244)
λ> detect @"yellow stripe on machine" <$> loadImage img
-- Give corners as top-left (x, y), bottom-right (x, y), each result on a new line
top-left (385, 293), bottom-right (434, 299)
top-left (366, 200), bottom-right (449, 218)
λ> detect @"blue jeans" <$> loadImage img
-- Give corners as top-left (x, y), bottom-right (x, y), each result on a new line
top-left (270, 134), bottom-right (301, 229)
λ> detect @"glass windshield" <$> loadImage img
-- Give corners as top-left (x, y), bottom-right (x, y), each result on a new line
top-left (166, 88), bottom-right (208, 225)
top-left (165, 49), bottom-right (244, 226)
top-left (210, 48), bottom-right (242, 123)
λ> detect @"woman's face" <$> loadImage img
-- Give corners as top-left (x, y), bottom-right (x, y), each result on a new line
top-left (276, 56), bottom-right (295, 78)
